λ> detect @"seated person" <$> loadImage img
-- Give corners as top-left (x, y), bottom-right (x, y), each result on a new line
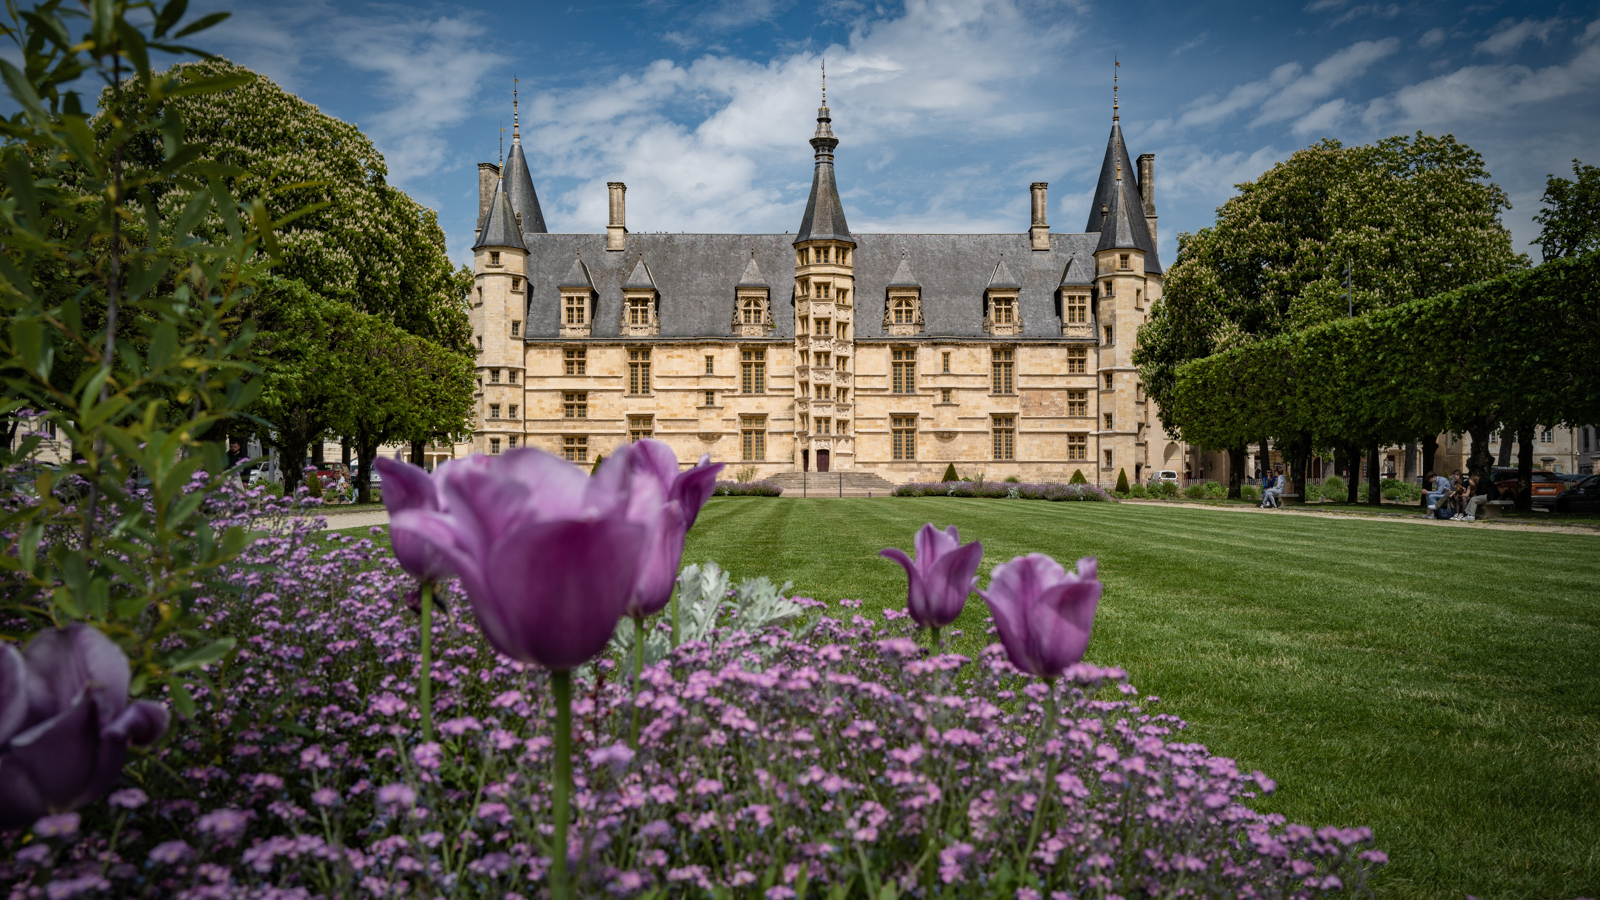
top-left (1423, 471), bottom-right (1453, 515)
top-left (1262, 466), bottom-right (1287, 508)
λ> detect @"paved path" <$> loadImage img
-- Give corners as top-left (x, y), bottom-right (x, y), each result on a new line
top-left (1122, 499), bottom-right (1599, 536)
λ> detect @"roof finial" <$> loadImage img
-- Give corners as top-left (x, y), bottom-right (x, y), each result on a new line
top-left (1113, 58), bottom-right (1120, 120)
top-left (498, 118), bottom-right (503, 167)
top-left (821, 58), bottom-right (826, 106)
top-left (513, 76), bottom-right (521, 140)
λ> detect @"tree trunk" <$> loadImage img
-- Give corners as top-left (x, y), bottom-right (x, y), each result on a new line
top-left (1402, 442), bottom-right (1416, 480)
top-left (1227, 445), bottom-right (1245, 499)
top-left (1516, 422), bottom-right (1534, 512)
top-left (341, 438), bottom-right (352, 468)
top-left (1466, 417), bottom-right (1495, 484)
top-left (1345, 445), bottom-right (1361, 504)
top-left (277, 437), bottom-right (311, 494)
top-left (1291, 437), bottom-right (1311, 500)
top-left (410, 440), bottom-right (426, 467)
top-left (312, 441), bottom-right (325, 465)
top-left (355, 438), bottom-right (380, 505)
top-left (1497, 429), bottom-right (1514, 467)
top-left (1367, 443), bottom-right (1382, 505)
top-left (1419, 434), bottom-right (1440, 505)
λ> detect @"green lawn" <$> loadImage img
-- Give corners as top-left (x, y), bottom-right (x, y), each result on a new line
top-left (674, 497), bottom-right (1600, 900)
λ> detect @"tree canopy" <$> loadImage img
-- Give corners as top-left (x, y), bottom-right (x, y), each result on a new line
top-left (1533, 159), bottom-right (1600, 260)
top-left (1136, 133), bottom-right (1524, 442)
top-left (110, 58), bottom-right (472, 353)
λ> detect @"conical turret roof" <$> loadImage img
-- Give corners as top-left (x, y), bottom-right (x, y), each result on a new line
top-left (1095, 174), bottom-right (1144, 254)
top-left (736, 255), bottom-right (768, 287)
top-left (986, 257), bottom-right (1020, 290)
top-left (622, 259), bottom-right (657, 290)
top-left (795, 93), bottom-right (852, 245)
top-left (472, 179), bottom-right (525, 251)
top-left (1085, 119), bottom-right (1160, 269)
top-left (557, 255), bottom-right (593, 289)
top-left (502, 140), bottom-right (548, 238)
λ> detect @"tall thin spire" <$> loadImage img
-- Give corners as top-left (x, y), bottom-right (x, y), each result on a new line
top-left (795, 61), bottom-right (850, 245)
top-left (513, 75), bottom-right (520, 140)
top-left (1113, 58), bottom-right (1119, 120)
top-left (498, 118), bottom-right (503, 167)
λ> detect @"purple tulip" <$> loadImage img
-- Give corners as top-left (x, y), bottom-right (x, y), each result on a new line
top-left (978, 555), bottom-right (1102, 679)
top-left (394, 447), bottom-right (652, 671)
top-left (879, 524), bottom-right (983, 629)
top-left (0, 625), bottom-right (169, 830)
top-left (623, 441), bottom-right (724, 619)
top-left (375, 457), bottom-right (455, 584)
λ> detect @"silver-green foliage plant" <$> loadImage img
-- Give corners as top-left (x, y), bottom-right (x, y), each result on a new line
top-left (616, 561), bottom-right (811, 667)
top-left (0, 0), bottom-right (300, 711)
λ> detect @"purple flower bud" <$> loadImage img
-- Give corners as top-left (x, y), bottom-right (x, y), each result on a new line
top-left (375, 458), bottom-right (455, 583)
top-left (879, 524), bottom-right (983, 629)
top-left (978, 554), bottom-right (1102, 679)
top-left (391, 446), bottom-right (652, 671)
top-left (0, 625), bottom-right (170, 830)
top-left (622, 442), bottom-right (723, 618)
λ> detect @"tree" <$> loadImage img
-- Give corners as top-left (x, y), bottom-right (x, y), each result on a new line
top-left (112, 58), bottom-right (472, 353)
top-left (942, 463), bottom-right (960, 482)
top-left (1533, 160), bottom-right (1600, 260)
top-left (1114, 469), bottom-right (1130, 493)
top-left (334, 319), bottom-right (474, 503)
top-left (1137, 134), bottom-right (1523, 496)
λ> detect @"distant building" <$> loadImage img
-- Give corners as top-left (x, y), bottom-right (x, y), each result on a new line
top-left (468, 83), bottom-right (1176, 486)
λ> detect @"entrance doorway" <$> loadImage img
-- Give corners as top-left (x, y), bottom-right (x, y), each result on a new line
top-left (817, 449), bottom-right (830, 472)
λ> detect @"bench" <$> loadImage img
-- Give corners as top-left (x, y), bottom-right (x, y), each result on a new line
top-left (1481, 500), bottom-right (1514, 520)
top-left (1262, 493), bottom-right (1300, 507)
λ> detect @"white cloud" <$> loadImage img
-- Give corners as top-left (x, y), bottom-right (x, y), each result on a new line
top-left (1165, 39), bottom-right (1396, 132)
top-left (519, 0), bottom-right (1084, 234)
top-left (203, 1), bottom-right (504, 185)
top-left (1476, 17), bottom-right (1561, 56)
top-left (1418, 27), bottom-right (1447, 50)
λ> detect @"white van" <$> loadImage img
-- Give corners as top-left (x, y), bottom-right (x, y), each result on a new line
top-left (1155, 470), bottom-right (1180, 484)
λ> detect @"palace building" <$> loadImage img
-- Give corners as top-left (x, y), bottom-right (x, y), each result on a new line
top-left (467, 84), bottom-right (1187, 486)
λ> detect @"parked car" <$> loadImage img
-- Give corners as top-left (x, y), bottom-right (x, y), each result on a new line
top-left (1554, 474), bottom-right (1600, 513)
top-left (1154, 470), bottom-right (1179, 484)
top-left (1490, 468), bottom-right (1568, 506)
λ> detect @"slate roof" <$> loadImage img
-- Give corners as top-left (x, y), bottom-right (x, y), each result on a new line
top-left (1095, 174), bottom-right (1144, 254)
top-left (795, 103), bottom-right (852, 244)
top-left (1084, 120), bottom-right (1161, 272)
top-left (887, 256), bottom-right (919, 288)
top-left (556, 255), bottom-right (592, 289)
top-left (735, 255), bottom-right (768, 288)
top-left (622, 259), bottom-right (657, 291)
top-left (472, 180), bottom-right (525, 251)
top-left (502, 140), bottom-right (549, 239)
top-left (520, 232), bottom-right (1100, 341)
top-left (986, 257), bottom-right (1021, 290)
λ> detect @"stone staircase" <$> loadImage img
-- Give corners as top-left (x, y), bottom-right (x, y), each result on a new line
top-left (764, 471), bottom-right (897, 498)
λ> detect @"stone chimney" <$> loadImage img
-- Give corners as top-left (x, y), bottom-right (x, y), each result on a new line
top-left (1029, 182), bottom-right (1049, 250)
top-left (606, 182), bottom-right (627, 251)
top-left (1137, 154), bottom-right (1156, 248)
top-left (477, 163), bottom-right (500, 234)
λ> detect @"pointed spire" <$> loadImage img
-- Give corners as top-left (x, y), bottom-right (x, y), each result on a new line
top-left (987, 256), bottom-right (1020, 290)
top-left (513, 76), bottom-right (520, 140)
top-left (473, 178), bottom-right (525, 251)
top-left (1095, 168), bottom-right (1147, 254)
top-left (888, 253), bottom-right (920, 288)
top-left (1113, 58), bottom-right (1119, 121)
top-left (736, 253), bottom-right (768, 287)
top-left (795, 60), bottom-right (851, 245)
top-left (500, 79), bottom-right (547, 236)
top-left (622, 258), bottom-right (657, 290)
top-left (557, 253), bottom-right (593, 289)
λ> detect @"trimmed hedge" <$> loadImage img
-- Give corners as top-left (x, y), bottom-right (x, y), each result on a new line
top-left (713, 480), bottom-right (783, 496)
top-left (892, 481), bottom-right (1114, 502)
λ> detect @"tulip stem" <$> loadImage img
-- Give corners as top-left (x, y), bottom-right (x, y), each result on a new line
top-left (552, 668), bottom-right (573, 900)
top-left (931, 625), bottom-right (942, 653)
top-left (630, 615), bottom-right (644, 750)
top-left (419, 582), bottom-right (434, 744)
top-left (1020, 686), bottom-right (1058, 875)
top-left (671, 589), bottom-right (681, 649)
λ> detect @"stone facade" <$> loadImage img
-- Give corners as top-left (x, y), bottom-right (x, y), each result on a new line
top-left (466, 90), bottom-right (1177, 487)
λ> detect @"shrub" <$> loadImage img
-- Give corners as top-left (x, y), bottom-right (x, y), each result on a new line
top-left (1202, 480), bottom-right (1226, 499)
top-left (1004, 475), bottom-right (1020, 483)
top-left (1069, 469), bottom-right (1088, 484)
top-left (1321, 474), bottom-right (1347, 499)
top-left (892, 481), bottom-right (1114, 502)
top-left (1381, 478), bottom-right (1421, 502)
top-left (1156, 481), bottom-right (1180, 499)
top-left (941, 463), bottom-right (960, 482)
top-left (1129, 483), bottom-right (1150, 498)
top-left (735, 466), bottom-right (759, 483)
top-left (305, 470), bottom-right (323, 500)
top-left (590, 453), bottom-right (605, 475)
top-left (712, 480), bottom-right (782, 496)
top-left (1242, 484), bottom-right (1263, 502)
top-left (1183, 483), bottom-right (1207, 500)
top-left (1115, 468), bottom-right (1131, 493)
top-left (1303, 482), bottom-right (1321, 502)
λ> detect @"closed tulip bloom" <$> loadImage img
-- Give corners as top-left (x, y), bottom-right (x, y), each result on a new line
top-left (397, 447), bottom-right (651, 671)
top-left (375, 457), bottom-right (454, 584)
top-left (879, 524), bottom-right (983, 629)
top-left (0, 625), bottom-right (170, 829)
top-left (623, 442), bottom-right (724, 619)
top-left (978, 555), bottom-right (1102, 679)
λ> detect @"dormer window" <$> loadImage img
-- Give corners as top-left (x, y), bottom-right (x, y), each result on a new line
top-left (629, 295), bottom-right (650, 326)
top-left (1065, 294), bottom-right (1088, 324)
top-left (993, 296), bottom-right (1014, 325)
top-left (565, 295), bottom-right (587, 325)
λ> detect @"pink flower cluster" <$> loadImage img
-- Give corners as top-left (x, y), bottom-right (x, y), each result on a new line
top-left (0, 490), bottom-right (1384, 899)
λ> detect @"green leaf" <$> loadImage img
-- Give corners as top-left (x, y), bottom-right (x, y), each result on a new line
top-left (173, 11), bottom-right (231, 39)
top-left (0, 59), bottom-right (47, 120)
top-left (153, 0), bottom-right (190, 37)
top-left (166, 676), bottom-right (196, 719)
top-left (168, 637), bottom-right (236, 673)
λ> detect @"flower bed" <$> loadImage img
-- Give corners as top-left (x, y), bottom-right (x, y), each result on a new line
top-left (712, 480), bottom-right (783, 497)
top-left (894, 481), bottom-right (1114, 502)
top-left (1, 512), bottom-right (1382, 898)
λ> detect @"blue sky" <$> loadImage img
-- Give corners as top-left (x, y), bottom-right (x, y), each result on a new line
top-left (190, 0), bottom-right (1600, 266)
